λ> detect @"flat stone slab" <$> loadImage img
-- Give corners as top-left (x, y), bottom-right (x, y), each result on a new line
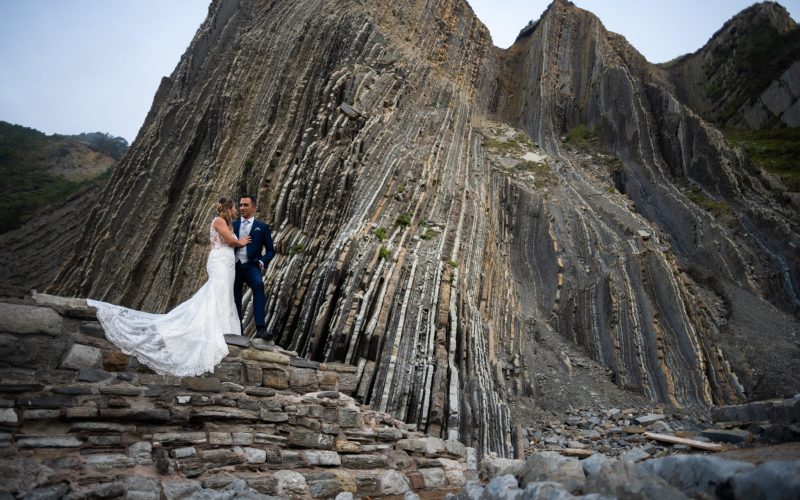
top-left (242, 349), bottom-right (290, 365)
top-left (303, 450), bottom-right (341, 466)
top-left (98, 408), bottom-right (171, 421)
top-left (339, 103), bottom-right (362, 118)
top-left (77, 368), bottom-right (114, 382)
top-left (191, 407), bottom-right (259, 420)
top-left (290, 358), bottom-right (320, 369)
top-left (342, 454), bottom-right (388, 469)
top-left (634, 414), bottom-right (666, 425)
top-left (85, 454), bottom-right (135, 469)
top-left (17, 436), bottom-right (83, 448)
top-left (701, 428), bottom-right (753, 444)
top-left (98, 384), bottom-right (142, 396)
top-left (224, 334), bottom-right (250, 347)
top-left (32, 292), bottom-right (96, 319)
top-left (0, 303), bottom-right (62, 335)
top-left (183, 377), bottom-right (222, 393)
top-left (245, 386), bottom-right (276, 397)
top-left (71, 422), bottom-right (135, 432)
top-left (288, 431), bottom-right (335, 450)
top-left (0, 383), bottom-right (44, 393)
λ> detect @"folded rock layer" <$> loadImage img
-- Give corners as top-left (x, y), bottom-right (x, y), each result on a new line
top-left (50, 0), bottom-right (800, 456)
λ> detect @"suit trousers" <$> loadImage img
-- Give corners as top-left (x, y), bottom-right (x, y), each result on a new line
top-left (234, 261), bottom-right (266, 331)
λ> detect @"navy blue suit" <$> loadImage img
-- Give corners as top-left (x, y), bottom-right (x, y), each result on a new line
top-left (232, 218), bottom-right (274, 334)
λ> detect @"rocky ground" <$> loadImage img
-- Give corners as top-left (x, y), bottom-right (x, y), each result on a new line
top-left (450, 448), bottom-right (800, 499)
top-left (452, 391), bottom-right (800, 499)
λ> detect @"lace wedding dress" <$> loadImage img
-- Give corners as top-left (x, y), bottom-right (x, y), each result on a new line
top-left (88, 223), bottom-right (239, 377)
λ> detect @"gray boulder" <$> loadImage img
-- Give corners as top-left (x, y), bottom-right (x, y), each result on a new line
top-left (732, 461), bottom-right (800, 500)
top-left (480, 458), bottom-right (524, 481)
top-left (519, 452), bottom-right (585, 494)
top-left (481, 475), bottom-right (521, 499)
top-left (581, 454), bottom-right (616, 476)
top-left (446, 480), bottom-right (484, 500)
top-left (639, 455), bottom-right (753, 498)
top-left (520, 481), bottom-right (575, 499)
top-left (586, 461), bottom-right (688, 500)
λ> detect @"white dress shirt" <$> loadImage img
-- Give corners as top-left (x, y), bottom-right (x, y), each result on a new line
top-left (236, 217), bottom-right (254, 263)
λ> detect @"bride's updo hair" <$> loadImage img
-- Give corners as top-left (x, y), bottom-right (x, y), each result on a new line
top-left (214, 197), bottom-right (235, 226)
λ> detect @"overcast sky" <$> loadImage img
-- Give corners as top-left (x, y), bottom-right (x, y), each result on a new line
top-left (1, 0), bottom-right (798, 143)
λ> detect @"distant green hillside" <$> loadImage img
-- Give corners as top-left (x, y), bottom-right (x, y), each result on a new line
top-left (0, 121), bottom-right (128, 234)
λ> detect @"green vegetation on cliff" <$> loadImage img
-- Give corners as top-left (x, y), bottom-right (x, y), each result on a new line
top-left (725, 127), bottom-right (800, 191)
top-left (0, 121), bottom-right (128, 234)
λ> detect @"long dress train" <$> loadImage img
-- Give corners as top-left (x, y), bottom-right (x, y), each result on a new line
top-left (88, 223), bottom-right (239, 377)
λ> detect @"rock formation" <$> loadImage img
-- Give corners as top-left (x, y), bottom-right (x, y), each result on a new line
top-left (15, 0), bottom-right (800, 458)
top-left (661, 1), bottom-right (800, 129)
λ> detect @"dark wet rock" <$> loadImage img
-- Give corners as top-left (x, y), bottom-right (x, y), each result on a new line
top-left (639, 455), bottom-right (754, 498)
top-left (22, 482), bottom-right (72, 500)
top-left (586, 460), bottom-right (688, 499)
top-left (731, 461), bottom-right (800, 499)
top-left (701, 428), bottom-right (754, 444)
top-left (0, 458), bottom-right (54, 496)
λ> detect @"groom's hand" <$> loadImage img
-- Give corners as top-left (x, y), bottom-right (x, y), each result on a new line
top-left (258, 261), bottom-right (264, 270)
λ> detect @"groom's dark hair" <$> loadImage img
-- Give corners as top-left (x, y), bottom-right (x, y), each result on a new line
top-left (241, 194), bottom-right (257, 205)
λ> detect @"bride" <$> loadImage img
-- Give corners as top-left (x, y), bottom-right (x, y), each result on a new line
top-left (88, 197), bottom-right (251, 377)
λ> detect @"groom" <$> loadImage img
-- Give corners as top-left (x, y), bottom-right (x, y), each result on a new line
top-left (233, 194), bottom-right (275, 344)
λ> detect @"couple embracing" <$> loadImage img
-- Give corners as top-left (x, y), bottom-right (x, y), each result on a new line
top-left (89, 194), bottom-right (275, 377)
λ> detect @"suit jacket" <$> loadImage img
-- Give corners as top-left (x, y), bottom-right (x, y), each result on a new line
top-left (233, 218), bottom-right (275, 268)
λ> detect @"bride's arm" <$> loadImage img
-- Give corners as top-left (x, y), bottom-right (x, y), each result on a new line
top-left (212, 217), bottom-right (250, 247)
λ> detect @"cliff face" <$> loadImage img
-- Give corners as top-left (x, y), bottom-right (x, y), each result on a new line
top-left (661, 1), bottom-right (800, 129)
top-left (46, 0), bottom-right (800, 456)
top-left (492, 0), bottom-right (800, 407)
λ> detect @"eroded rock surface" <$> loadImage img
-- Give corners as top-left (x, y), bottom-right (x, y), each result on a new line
top-left (16, 0), bottom-right (800, 457)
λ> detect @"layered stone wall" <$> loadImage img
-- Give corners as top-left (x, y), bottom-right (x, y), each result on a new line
top-left (0, 291), bottom-right (475, 498)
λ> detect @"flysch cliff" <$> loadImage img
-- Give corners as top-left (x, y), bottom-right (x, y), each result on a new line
top-left (4, 0), bottom-right (798, 462)
top-left (660, 1), bottom-right (800, 129)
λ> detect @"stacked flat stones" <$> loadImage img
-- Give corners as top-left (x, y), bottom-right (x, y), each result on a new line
top-left (0, 293), bottom-right (475, 499)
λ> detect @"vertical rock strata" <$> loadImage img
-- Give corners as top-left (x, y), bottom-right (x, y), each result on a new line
top-left (492, 0), bottom-right (799, 408)
top-left (49, 0), bottom-right (800, 456)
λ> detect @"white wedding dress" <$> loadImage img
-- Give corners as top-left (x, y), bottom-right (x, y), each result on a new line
top-left (88, 223), bottom-right (239, 377)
